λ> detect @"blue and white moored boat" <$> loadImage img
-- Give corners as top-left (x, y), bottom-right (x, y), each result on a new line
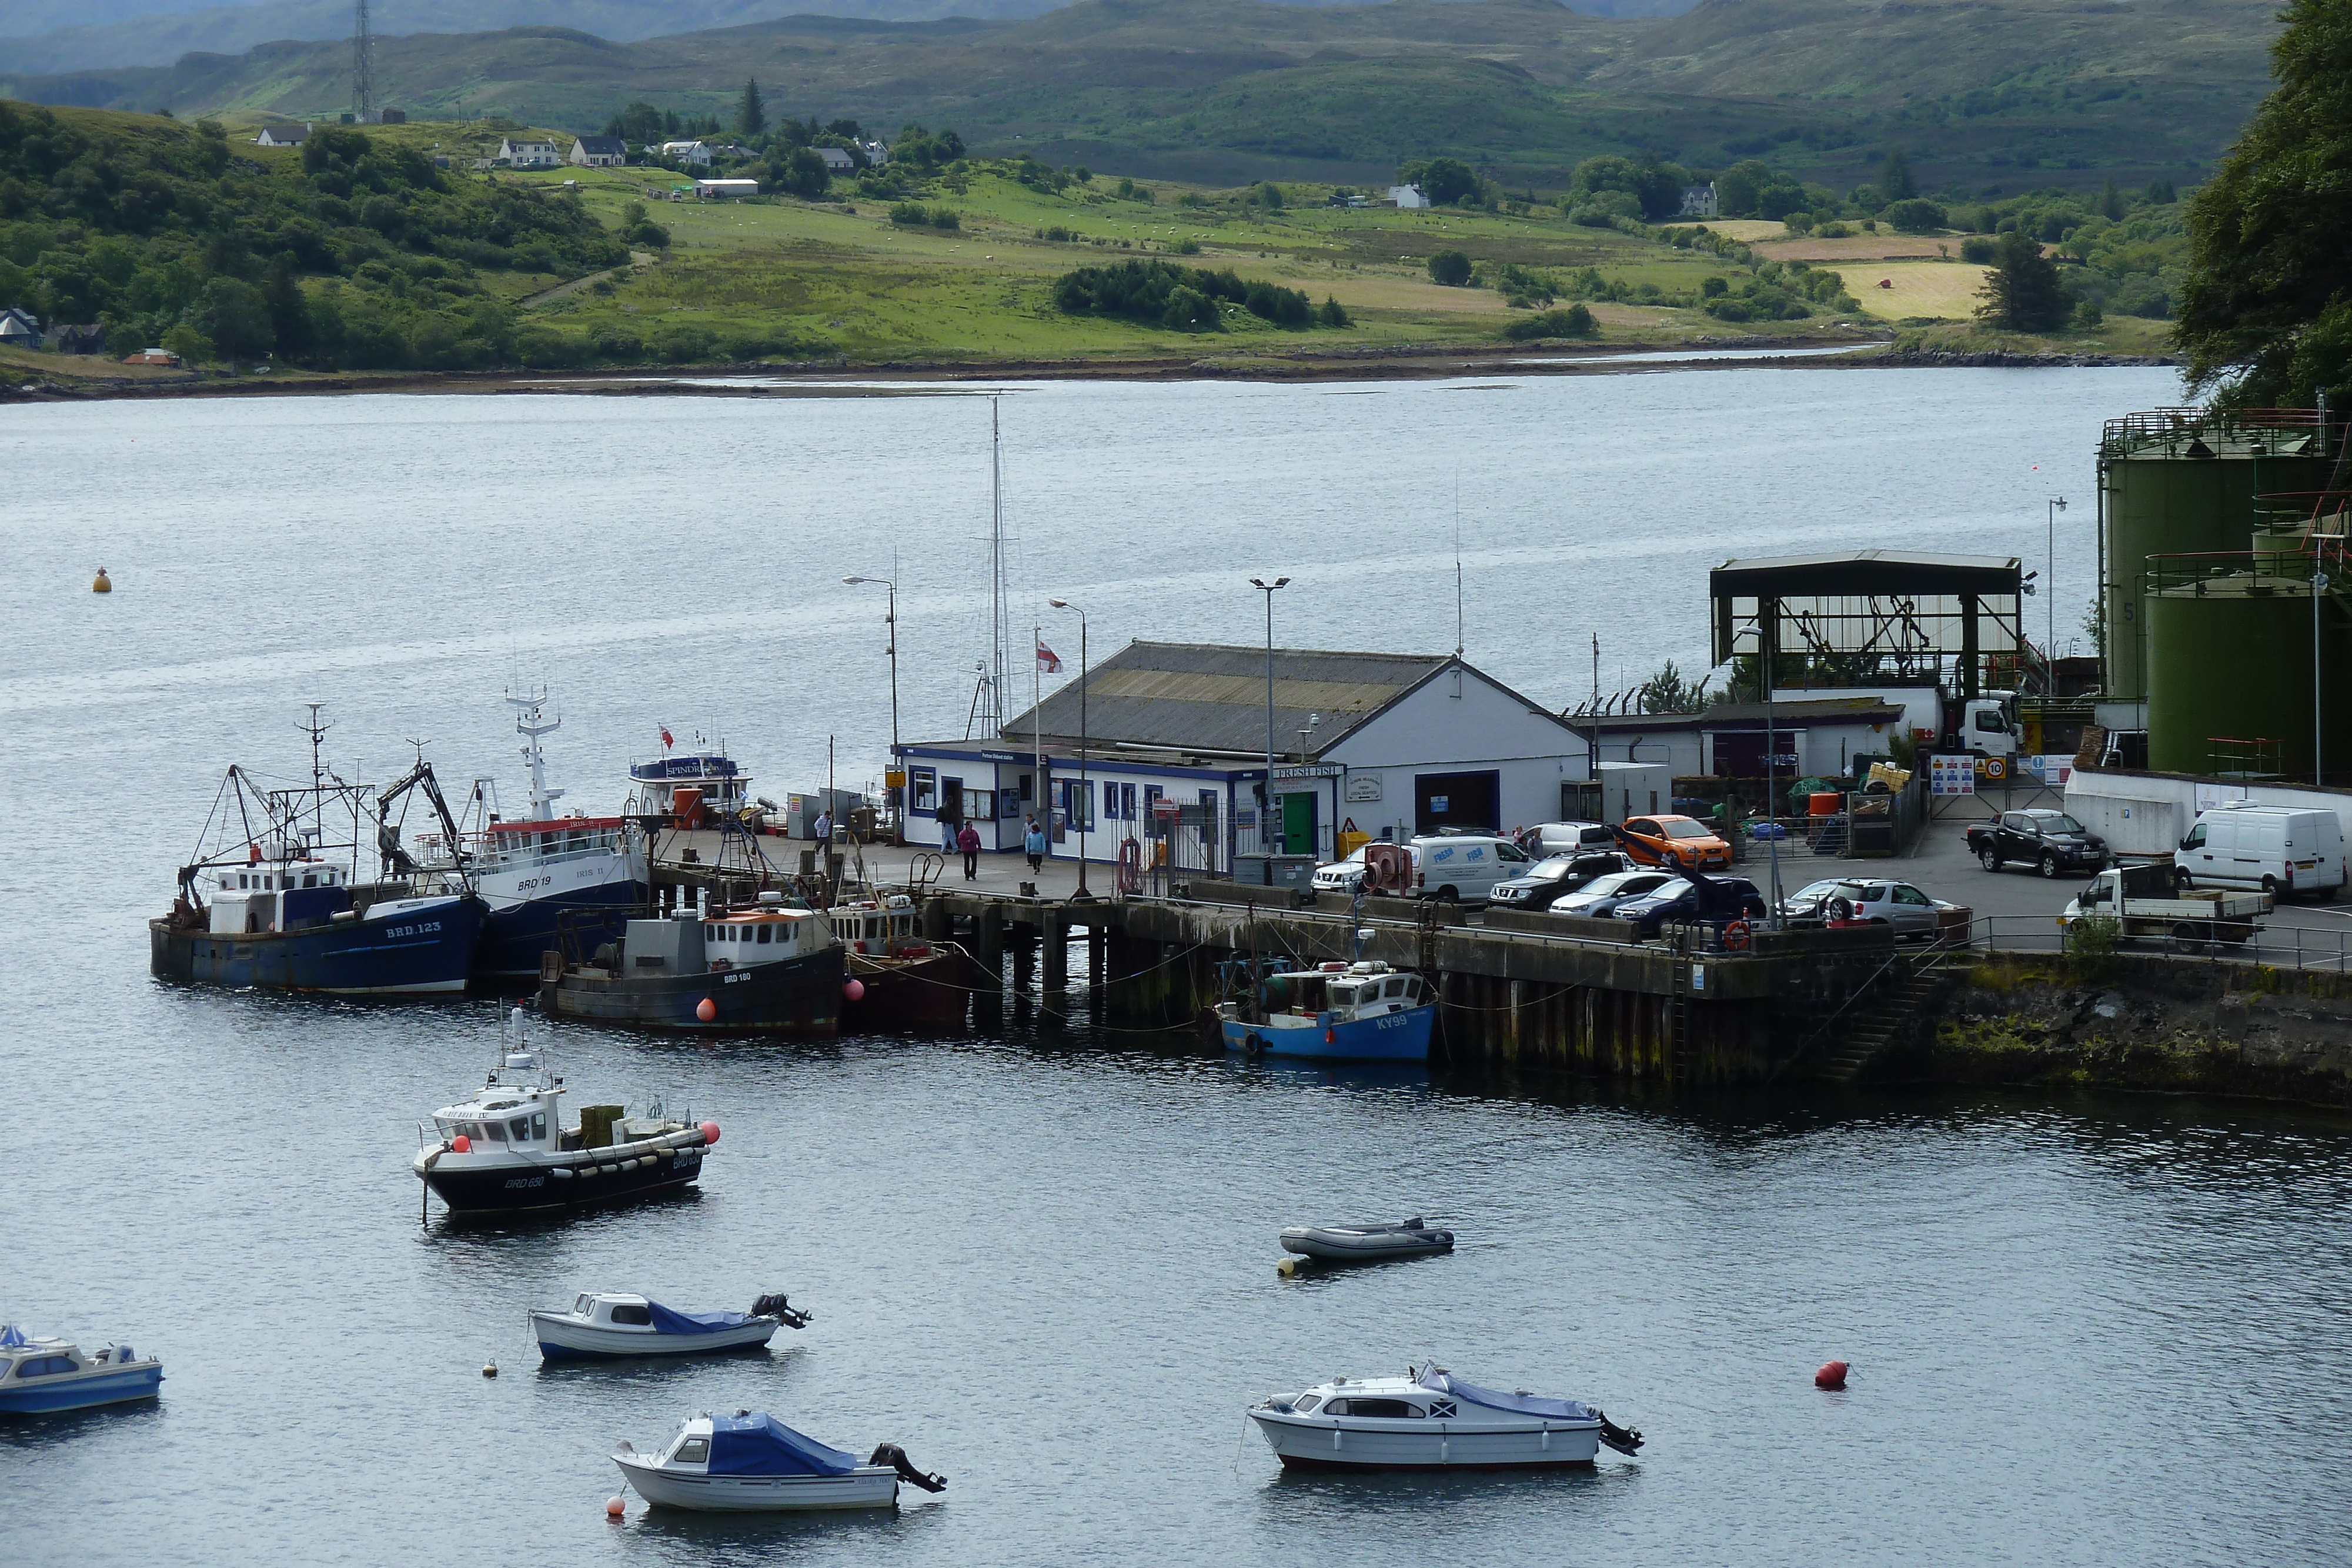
top-left (0, 1325), bottom-right (163, 1415)
top-left (529, 1291), bottom-right (808, 1360)
top-left (1249, 1361), bottom-right (1642, 1472)
top-left (1221, 961), bottom-right (1435, 1061)
top-left (614, 1410), bottom-right (946, 1512)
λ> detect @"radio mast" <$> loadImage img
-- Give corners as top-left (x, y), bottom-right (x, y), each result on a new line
top-left (352, 0), bottom-right (376, 122)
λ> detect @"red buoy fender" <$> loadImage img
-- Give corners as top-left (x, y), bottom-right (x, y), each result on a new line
top-left (1815, 1359), bottom-right (1850, 1389)
top-left (700, 1120), bottom-right (720, 1145)
top-left (695, 997), bottom-right (717, 1022)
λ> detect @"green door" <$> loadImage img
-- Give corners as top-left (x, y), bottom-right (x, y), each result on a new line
top-left (1281, 792), bottom-right (1316, 855)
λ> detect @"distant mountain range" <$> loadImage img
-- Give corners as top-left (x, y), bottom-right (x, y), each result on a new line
top-left (1, 0), bottom-right (2274, 190)
top-left (0, 0), bottom-right (1699, 74)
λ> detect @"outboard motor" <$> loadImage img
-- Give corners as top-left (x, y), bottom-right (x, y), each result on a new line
top-left (1595, 1412), bottom-right (1645, 1456)
top-left (749, 1292), bottom-right (812, 1329)
top-left (868, 1443), bottom-right (947, 1492)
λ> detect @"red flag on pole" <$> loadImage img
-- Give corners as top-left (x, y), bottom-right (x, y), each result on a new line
top-left (1036, 640), bottom-right (1063, 674)
top-left (659, 725), bottom-right (674, 750)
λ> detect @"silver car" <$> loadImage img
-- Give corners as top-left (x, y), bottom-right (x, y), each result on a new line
top-left (1783, 878), bottom-right (1957, 941)
top-left (1551, 869), bottom-right (1679, 917)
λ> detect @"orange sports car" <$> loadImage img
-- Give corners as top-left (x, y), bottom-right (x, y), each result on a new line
top-left (1615, 814), bottom-right (1733, 871)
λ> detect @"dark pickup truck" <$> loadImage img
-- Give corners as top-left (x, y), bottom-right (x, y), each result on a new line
top-left (1965, 809), bottom-right (2110, 878)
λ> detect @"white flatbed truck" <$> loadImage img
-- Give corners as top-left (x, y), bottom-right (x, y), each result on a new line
top-left (2059, 864), bottom-right (2269, 947)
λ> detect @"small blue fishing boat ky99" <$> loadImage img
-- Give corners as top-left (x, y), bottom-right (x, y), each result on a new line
top-left (1221, 962), bottom-right (1435, 1061)
top-left (0, 1325), bottom-right (163, 1415)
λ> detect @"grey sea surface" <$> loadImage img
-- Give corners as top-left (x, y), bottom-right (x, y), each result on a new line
top-left (10, 367), bottom-right (2351, 1566)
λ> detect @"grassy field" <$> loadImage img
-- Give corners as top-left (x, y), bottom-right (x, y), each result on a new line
top-left (492, 162), bottom-right (1846, 362)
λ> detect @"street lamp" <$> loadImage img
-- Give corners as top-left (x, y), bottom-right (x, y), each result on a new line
top-left (1049, 597), bottom-right (1090, 897)
top-left (1250, 576), bottom-right (1290, 856)
top-left (2316, 569), bottom-right (2331, 787)
top-left (842, 575), bottom-right (900, 830)
top-left (2046, 496), bottom-right (2067, 674)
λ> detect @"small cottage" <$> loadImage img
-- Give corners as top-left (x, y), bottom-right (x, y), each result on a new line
top-left (570, 135), bottom-right (627, 168)
top-left (498, 138), bottom-right (560, 169)
top-left (656, 140), bottom-right (716, 168)
top-left (253, 124), bottom-right (310, 147)
top-left (815, 147), bottom-right (857, 175)
top-left (1678, 183), bottom-right (1719, 219)
top-left (1388, 184), bottom-right (1429, 209)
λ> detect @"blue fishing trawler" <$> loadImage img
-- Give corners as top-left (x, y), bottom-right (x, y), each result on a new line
top-left (149, 707), bottom-right (482, 995)
top-left (1220, 961), bottom-right (1435, 1062)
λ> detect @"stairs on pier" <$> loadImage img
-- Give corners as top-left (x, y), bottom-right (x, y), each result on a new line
top-left (1815, 959), bottom-right (1956, 1083)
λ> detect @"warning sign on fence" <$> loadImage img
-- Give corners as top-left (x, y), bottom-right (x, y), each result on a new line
top-left (1929, 755), bottom-right (1977, 796)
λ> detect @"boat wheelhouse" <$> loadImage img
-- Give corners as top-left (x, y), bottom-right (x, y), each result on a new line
top-left (542, 893), bottom-right (846, 1034)
top-left (413, 1010), bottom-right (715, 1213)
top-left (831, 892), bottom-right (982, 1030)
top-left (629, 747), bottom-right (750, 823)
top-left (0, 1325), bottom-right (163, 1415)
top-left (1220, 961), bottom-right (1435, 1062)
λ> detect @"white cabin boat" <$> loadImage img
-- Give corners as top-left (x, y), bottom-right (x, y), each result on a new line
top-left (1248, 1362), bottom-right (1642, 1472)
top-left (614, 1410), bottom-right (945, 1512)
top-left (530, 1291), bottom-right (801, 1360)
top-left (0, 1325), bottom-right (163, 1414)
top-left (628, 743), bottom-right (751, 823)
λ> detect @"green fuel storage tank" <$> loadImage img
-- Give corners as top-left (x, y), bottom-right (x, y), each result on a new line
top-left (2103, 427), bottom-right (2334, 700)
top-left (2144, 573), bottom-right (2352, 778)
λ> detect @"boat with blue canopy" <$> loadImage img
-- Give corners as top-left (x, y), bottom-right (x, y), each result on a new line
top-left (613, 1409), bottom-right (946, 1512)
top-left (0, 1324), bottom-right (163, 1415)
top-left (529, 1290), bottom-right (808, 1360)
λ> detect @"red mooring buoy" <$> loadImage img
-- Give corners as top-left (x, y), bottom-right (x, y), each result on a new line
top-left (1815, 1360), bottom-right (1850, 1390)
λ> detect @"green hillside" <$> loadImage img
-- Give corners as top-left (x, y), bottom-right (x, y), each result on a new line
top-left (0, 0), bottom-right (2279, 190)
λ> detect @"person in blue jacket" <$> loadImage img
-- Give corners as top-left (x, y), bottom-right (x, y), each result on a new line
top-left (1024, 814), bottom-right (1047, 874)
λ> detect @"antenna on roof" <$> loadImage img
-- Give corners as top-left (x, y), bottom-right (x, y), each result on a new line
top-left (1452, 470), bottom-right (1464, 661)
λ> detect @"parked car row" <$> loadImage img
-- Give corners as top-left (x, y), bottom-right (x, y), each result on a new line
top-left (1969, 803), bottom-right (2346, 902)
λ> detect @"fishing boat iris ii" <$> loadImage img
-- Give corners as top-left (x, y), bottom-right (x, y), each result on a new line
top-left (413, 1010), bottom-right (716, 1213)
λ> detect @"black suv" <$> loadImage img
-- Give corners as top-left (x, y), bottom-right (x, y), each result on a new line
top-left (1487, 851), bottom-right (1634, 911)
top-left (1965, 810), bottom-right (2109, 878)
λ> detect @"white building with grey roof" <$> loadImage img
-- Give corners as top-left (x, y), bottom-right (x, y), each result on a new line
top-left (895, 640), bottom-right (1592, 870)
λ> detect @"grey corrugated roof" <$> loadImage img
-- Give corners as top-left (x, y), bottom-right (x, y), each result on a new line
top-left (1003, 640), bottom-right (1451, 758)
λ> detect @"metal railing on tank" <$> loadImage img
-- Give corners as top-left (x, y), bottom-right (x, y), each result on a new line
top-left (2100, 406), bottom-right (2337, 460)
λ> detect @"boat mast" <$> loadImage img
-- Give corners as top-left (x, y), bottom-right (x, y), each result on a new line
top-left (975, 394), bottom-right (1010, 738)
top-left (509, 690), bottom-right (564, 821)
top-left (298, 703), bottom-right (332, 852)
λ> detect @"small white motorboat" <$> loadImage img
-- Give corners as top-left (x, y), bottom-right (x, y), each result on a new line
top-left (529, 1291), bottom-right (809, 1362)
top-left (0, 1325), bottom-right (163, 1415)
top-left (614, 1410), bottom-right (946, 1512)
top-left (1279, 1218), bottom-right (1453, 1263)
top-left (1249, 1361), bottom-right (1643, 1472)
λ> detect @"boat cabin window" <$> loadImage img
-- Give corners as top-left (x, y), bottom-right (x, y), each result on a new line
top-left (609, 1304), bottom-right (652, 1326)
top-left (757, 925), bottom-right (771, 944)
top-left (483, 1121), bottom-right (507, 1143)
top-left (1384, 978), bottom-right (1406, 998)
top-left (574, 1293), bottom-right (593, 1315)
top-left (508, 1117), bottom-right (530, 1141)
top-left (1328, 1398), bottom-right (1421, 1418)
top-left (531, 1112), bottom-right (547, 1140)
top-left (1292, 1395), bottom-right (1322, 1413)
top-left (15, 1356), bottom-right (74, 1378)
top-left (676, 1437), bottom-right (710, 1464)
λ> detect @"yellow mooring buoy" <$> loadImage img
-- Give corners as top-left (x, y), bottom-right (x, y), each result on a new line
top-left (92, 568), bottom-right (112, 594)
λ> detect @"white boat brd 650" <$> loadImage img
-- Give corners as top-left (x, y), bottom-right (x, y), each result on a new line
top-left (614, 1410), bottom-right (946, 1512)
top-left (1249, 1362), bottom-right (1643, 1472)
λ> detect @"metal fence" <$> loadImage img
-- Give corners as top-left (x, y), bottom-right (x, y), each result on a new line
top-left (1950, 913), bottom-right (2352, 973)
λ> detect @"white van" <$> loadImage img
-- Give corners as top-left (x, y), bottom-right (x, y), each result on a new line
top-left (1410, 834), bottom-right (1532, 903)
top-left (2175, 805), bottom-right (2346, 900)
top-left (1518, 820), bottom-right (1619, 858)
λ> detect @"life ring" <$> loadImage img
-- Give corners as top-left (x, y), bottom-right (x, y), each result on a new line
top-left (1723, 919), bottom-right (1752, 951)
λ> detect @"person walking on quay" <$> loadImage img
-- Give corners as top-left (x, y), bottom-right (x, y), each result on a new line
top-left (1024, 814), bottom-right (1047, 874)
top-left (812, 807), bottom-right (833, 845)
top-left (957, 820), bottom-right (982, 881)
top-left (940, 815), bottom-right (958, 857)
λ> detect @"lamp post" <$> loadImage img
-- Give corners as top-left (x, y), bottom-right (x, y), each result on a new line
top-left (2046, 496), bottom-right (2067, 671)
top-left (2316, 569), bottom-right (2331, 787)
top-left (1049, 598), bottom-right (1089, 896)
top-left (841, 575), bottom-right (900, 830)
top-left (1250, 576), bottom-right (1290, 857)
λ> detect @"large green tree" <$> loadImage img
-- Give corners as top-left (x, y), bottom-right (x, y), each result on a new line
top-left (1976, 230), bottom-right (2072, 331)
top-left (737, 79), bottom-right (766, 139)
top-left (2176, 0), bottom-right (2352, 406)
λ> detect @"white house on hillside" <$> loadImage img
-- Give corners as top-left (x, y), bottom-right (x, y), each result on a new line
top-left (656, 140), bottom-right (715, 167)
top-left (1678, 183), bottom-right (1719, 219)
top-left (569, 135), bottom-right (626, 168)
top-left (1389, 184), bottom-right (1429, 209)
top-left (499, 138), bottom-right (560, 169)
top-left (254, 124), bottom-right (310, 147)
top-left (815, 146), bottom-right (857, 175)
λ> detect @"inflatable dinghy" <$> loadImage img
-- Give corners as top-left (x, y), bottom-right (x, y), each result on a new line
top-left (1279, 1218), bottom-right (1454, 1263)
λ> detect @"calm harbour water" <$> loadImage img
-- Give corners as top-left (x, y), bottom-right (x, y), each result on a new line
top-left (9, 366), bottom-right (2352, 1566)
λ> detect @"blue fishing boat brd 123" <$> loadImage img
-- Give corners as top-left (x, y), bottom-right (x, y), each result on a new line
top-left (1220, 961), bottom-right (1435, 1062)
top-left (150, 706), bottom-right (482, 996)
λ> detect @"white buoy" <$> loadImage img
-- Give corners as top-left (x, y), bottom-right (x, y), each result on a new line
top-left (482, 1359), bottom-right (498, 1378)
